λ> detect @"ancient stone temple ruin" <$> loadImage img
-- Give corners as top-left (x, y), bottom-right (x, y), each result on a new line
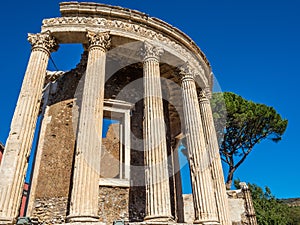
top-left (0, 2), bottom-right (257, 225)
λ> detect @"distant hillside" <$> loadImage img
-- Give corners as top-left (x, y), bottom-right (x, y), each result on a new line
top-left (281, 198), bottom-right (300, 207)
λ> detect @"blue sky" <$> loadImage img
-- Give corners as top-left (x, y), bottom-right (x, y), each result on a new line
top-left (0, 0), bottom-right (299, 198)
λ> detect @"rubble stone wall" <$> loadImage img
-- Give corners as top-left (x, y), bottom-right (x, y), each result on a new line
top-left (30, 197), bottom-right (68, 224)
top-left (98, 186), bottom-right (129, 224)
top-left (227, 190), bottom-right (249, 225)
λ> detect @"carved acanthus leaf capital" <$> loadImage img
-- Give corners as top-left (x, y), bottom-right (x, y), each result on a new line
top-left (142, 41), bottom-right (164, 62)
top-left (87, 30), bottom-right (111, 51)
top-left (199, 89), bottom-right (207, 99)
top-left (198, 88), bottom-right (210, 103)
top-left (28, 31), bottom-right (59, 53)
top-left (199, 87), bottom-right (212, 101)
top-left (204, 87), bottom-right (212, 99)
top-left (179, 62), bottom-right (197, 81)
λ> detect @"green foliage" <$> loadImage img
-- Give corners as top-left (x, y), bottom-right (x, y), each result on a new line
top-left (234, 180), bottom-right (300, 225)
top-left (250, 185), bottom-right (290, 225)
top-left (288, 206), bottom-right (300, 225)
top-left (211, 92), bottom-right (288, 189)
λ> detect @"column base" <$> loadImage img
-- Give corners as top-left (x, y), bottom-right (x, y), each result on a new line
top-left (55, 223), bottom-right (192, 225)
top-left (57, 223), bottom-right (105, 225)
top-left (193, 220), bottom-right (220, 225)
top-left (0, 217), bottom-right (15, 225)
top-left (143, 215), bottom-right (174, 223)
top-left (66, 215), bottom-right (100, 223)
top-left (130, 222), bottom-right (190, 225)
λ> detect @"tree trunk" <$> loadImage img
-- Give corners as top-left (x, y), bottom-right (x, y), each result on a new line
top-left (225, 168), bottom-right (235, 190)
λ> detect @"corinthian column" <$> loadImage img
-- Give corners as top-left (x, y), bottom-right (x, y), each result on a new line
top-left (199, 88), bottom-right (231, 225)
top-left (0, 31), bottom-right (58, 224)
top-left (180, 64), bottom-right (219, 224)
top-left (142, 42), bottom-right (172, 222)
top-left (67, 31), bottom-right (110, 222)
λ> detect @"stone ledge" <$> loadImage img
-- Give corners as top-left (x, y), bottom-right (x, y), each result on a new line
top-left (53, 222), bottom-right (106, 225)
top-left (99, 178), bottom-right (130, 187)
top-left (0, 217), bottom-right (14, 225)
top-left (54, 223), bottom-right (106, 225)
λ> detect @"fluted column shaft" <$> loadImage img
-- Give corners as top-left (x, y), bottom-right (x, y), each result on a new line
top-left (0, 32), bottom-right (58, 224)
top-left (199, 89), bottom-right (231, 225)
top-left (67, 31), bottom-right (110, 222)
top-left (143, 42), bottom-right (172, 221)
top-left (180, 65), bottom-right (219, 225)
top-left (240, 183), bottom-right (258, 225)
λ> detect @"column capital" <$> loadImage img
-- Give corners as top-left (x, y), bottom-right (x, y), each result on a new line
top-left (28, 31), bottom-right (59, 53)
top-left (142, 41), bottom-right (164, 62)
top-left (204, 87), bottom-right (212, 99)
top-left (199, 88), bottom-right (211, 102)
top-left (179, 62), bottom-right (197, 81)
top-left (86, 30), bottom-right (111, 51)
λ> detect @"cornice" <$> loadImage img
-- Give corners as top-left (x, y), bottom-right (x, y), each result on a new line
top-left (58, 2), bottom-right (210, 68)
top-left (42, 16), bottom-right (206, 81)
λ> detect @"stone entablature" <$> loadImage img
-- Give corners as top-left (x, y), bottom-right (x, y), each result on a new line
top-left (59, 2), bottom-right (210, 66)
top-left (41, 2), bottom-right (211, 89)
